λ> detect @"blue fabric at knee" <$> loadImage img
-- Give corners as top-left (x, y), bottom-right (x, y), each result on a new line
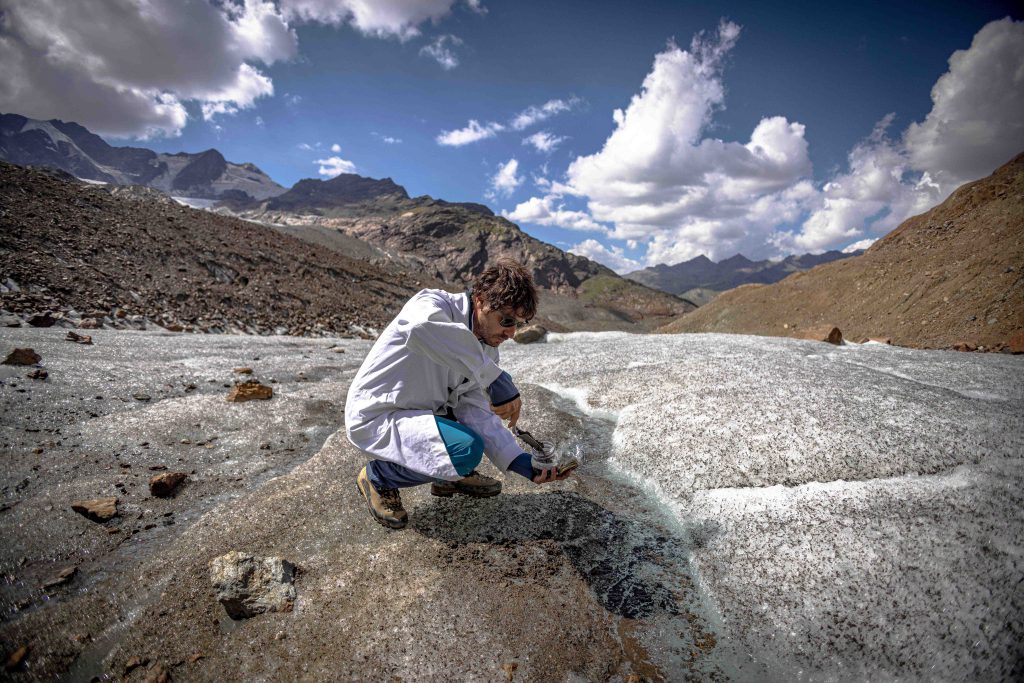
top-left (435, 416), bottom-right (484, 477)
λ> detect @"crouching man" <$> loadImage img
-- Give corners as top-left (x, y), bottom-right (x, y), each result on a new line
top-left (345, 259), bottom-right (571, 529)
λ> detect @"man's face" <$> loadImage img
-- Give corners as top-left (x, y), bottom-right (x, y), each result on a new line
top-left (472, 297), bottom-right (528, 347)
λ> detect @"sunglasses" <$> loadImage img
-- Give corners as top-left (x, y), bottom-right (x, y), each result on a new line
top-left (497, 314), bottom-right (530, 329)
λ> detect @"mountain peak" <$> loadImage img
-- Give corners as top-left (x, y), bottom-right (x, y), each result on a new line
top-left (267, 173), bottom-right (410, 211)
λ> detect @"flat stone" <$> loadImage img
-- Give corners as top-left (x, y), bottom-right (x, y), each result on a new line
top-left (65, 331), bottom-right (93, 344)
top-left (3, 348), bottom-right (41, 366)
top-left (27, 368), bottom-right (48, 380)
top-left (233, 367), bottom-right (253, 374)
top-left (123, 656), bottom-right (146, 675)
top-left (149, 472), bottom-right (187, 498)
top-left (209, 551), bottom-right (296, 620)
top-left (42, 566), bottom-right (77, 590)
top-left (226, 380), bottom-right (272, 402)
top-left (71, 496), bottom-right (118, 522)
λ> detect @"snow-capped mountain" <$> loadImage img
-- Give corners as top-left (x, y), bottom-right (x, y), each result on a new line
top-left (0, 113), bottom-right (285, 200)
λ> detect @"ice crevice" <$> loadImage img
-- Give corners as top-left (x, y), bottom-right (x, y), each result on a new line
top-left (692, 462), bottom-right (978, 499)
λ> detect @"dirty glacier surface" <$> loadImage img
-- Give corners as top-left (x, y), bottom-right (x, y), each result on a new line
top-left (0, 327), bottom-right (1021, 681)
top-left (500, 331), bottom-right (1024, 681)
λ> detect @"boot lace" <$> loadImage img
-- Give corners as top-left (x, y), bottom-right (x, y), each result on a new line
top-left (378, 488), bottom-right (404, 512)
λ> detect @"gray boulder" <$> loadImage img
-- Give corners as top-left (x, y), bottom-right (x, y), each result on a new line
top-left (209, 551), bottom-right (296, 620)
top-left (514, 324), bottom-right (547, 344)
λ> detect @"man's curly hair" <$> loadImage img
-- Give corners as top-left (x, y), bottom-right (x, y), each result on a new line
top-left (472, 259), bottom-right (538, 320)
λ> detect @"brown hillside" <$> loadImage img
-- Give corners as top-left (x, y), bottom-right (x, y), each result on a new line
top-left (0, 162), bottom-right (432, 336)
top-left (659, 152), bottom-right (1024, 349)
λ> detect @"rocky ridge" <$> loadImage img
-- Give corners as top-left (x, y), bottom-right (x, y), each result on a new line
top-left (0, 162), bottom-right (433, 337)
top-left (661, 151), bottom-right (1024, 350)
top-left (225, 174), bottom-right (693, 329)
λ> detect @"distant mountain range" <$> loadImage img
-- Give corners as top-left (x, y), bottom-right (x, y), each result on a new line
top-left (660, 151), bottom-right (1024, 350)
top-left (0, 113), bottom-right (691, 331)
top-left (625, 251), bottom-right (860, 303)
top-left (221, 171), bottom-right (693, 328)
top-left (0, 113), bottom-right (284, 199)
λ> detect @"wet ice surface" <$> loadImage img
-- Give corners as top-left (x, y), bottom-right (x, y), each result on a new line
top-left (0, 328), bottom-right (728, 682)
top-left (2, 327), bottom-right (1021, 681)
top-left (501, 332), bottom-right (1024, 680)
top-left (0, 328), bottom-right (364, 617)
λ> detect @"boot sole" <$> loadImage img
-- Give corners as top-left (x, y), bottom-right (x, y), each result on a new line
top-left (430, 484), bottom-right (502, 499)
top-left (356, 479), bottom-right (407, 530)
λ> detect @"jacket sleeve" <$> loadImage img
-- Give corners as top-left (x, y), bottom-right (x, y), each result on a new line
top-left (453, 386), bottom-right (525, 472)
top-left (488, 371), bottom-right (520, 407)
top-left (396, 291), bottom-right (504, 390)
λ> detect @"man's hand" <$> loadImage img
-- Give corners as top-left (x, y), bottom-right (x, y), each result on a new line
top-left (532, 467), bottom-right (573, 484)
top-left (491, 397), bottom-right (521, 427)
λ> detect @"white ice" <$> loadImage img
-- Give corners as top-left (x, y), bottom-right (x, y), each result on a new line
top-left (503, 331), bottom-right (1024, 680)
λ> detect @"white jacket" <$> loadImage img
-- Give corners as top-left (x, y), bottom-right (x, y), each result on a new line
top-left (345, 289), bottom-right (523, 480)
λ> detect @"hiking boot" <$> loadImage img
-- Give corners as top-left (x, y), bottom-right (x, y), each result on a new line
top-left (430, 470), bottom-right (502, 498)
top-left (357, 466), bottom-right (408, 529)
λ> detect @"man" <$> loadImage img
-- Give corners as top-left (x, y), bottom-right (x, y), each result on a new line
top-left (346, 259), bottom-right (571, 529)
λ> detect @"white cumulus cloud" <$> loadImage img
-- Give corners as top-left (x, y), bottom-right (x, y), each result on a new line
top-left (436, 119), bottom-right (505, 146)
top-left (488, 158), bottom-right (523, 197)
top-left (331, 143), bottom-right (342, 152)
top-left (523, 131), bottom-right (566, 153)
top-left (0, 0), bottom-right (483, 138)
top-left (513, 18), bottom-right (1024, 270)
top-left (843, 238), bottom-right (876, 253)
top-left (903, 17), bottom-right (1024, 190)
top-left (0, 0), bottom-right (295, 137)
top-left (568, 239), bottom-right (642, 274)
top-left (372, 132), bottom-right (403, 144)
top-left (279, 0), bottom-right (474, 41)
top-left (420, 34), bottom-right (463, 70)
top-left (504, 196), bottom-right (606, 232)
top-left (315, 155), bottom-right (357, 177)
top-left (511, 97), bottom-right (580, 130)
top-left (789, 17), bottom-right (1024, 254)
top-left (562, 21), bottom-right (814, 263)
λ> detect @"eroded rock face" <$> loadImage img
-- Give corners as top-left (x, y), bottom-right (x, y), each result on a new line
top-left (3, 348), bottom-right (41, 365)
top-left (226, 381), bottom-right (272, 402)
top-left (71, 497), bottom-right (118, 522)
top-left (209, 552), bottom-right (296, 620)
top-left (514, 324), bottom-right (547, 344)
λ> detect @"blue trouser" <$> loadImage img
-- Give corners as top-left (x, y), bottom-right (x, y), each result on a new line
top-left (367, 416), bottom-right (484, 490)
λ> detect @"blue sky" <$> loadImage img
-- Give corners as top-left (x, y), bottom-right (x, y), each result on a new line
top-left (2, 1), bottom-right (1021, 272)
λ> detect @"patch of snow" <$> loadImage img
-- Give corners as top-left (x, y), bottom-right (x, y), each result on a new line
top-left (172, 196), bottom-right (218, 209)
